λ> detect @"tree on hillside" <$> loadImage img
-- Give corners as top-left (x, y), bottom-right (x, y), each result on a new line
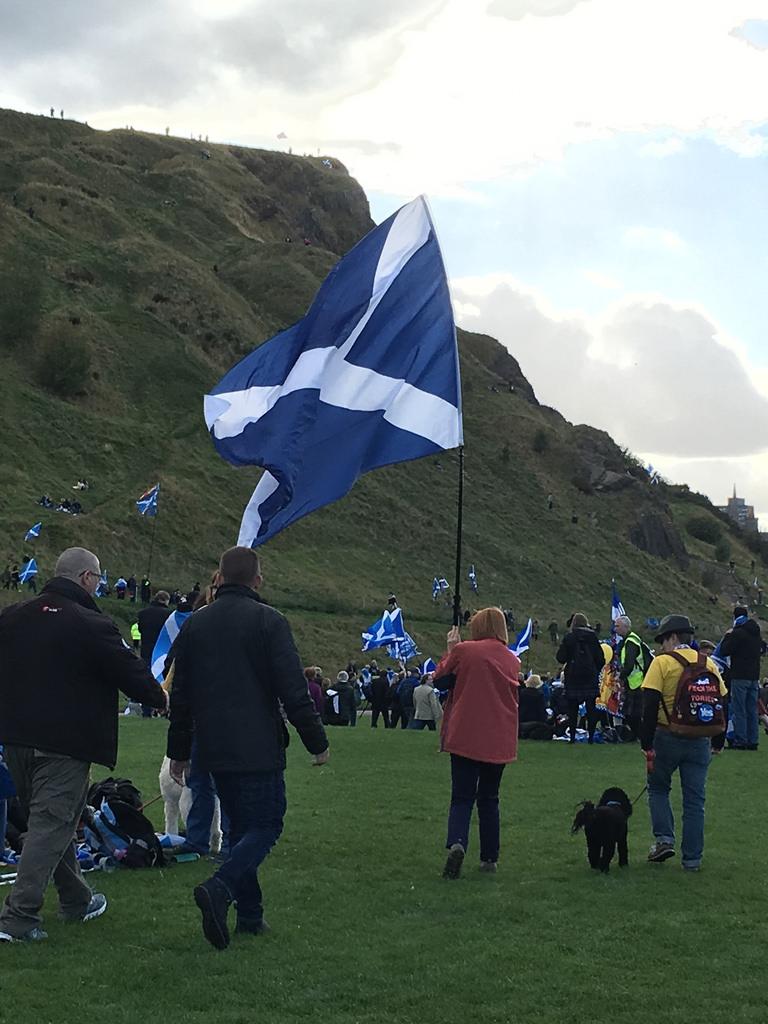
top-left (35, 332), bottom-right (92, 397)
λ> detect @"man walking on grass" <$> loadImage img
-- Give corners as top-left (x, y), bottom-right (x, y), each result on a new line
top-left (718, 605), bottom-right (763, 750)
top-left (167, 546), bottom-right (329, 950)
top-left (0, 547), bottom-right (168, 943)
top-left (640, 614), bottom-right (727, 872)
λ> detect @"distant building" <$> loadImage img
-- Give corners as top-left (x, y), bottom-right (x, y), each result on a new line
top-left (718, 486), bottom-right (759, 533)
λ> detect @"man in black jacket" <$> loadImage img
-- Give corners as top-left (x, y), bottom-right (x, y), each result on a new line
top-left (0, 547), bottom-right (167, 943)
top-left (138, 589), bottom-right (172, 717)
top-left (167, 546), bottom-right (329, 950)
top-left (719, 606), bottom-right (763, 750)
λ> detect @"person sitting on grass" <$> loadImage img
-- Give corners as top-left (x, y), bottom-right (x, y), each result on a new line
top-left (433, 608), bottom-right (520, 879)
top-left (518, 675), bottom-right (553, 740)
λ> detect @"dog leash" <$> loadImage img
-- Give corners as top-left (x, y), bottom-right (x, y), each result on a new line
top-left (631, 784), bottom-right (648, 805)
top-left (140, 792), bottom-right (163, 812)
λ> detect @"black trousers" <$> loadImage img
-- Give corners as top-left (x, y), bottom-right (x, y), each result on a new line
top-left (567, 697), bottom-right (597, 741)
top-left (371, 707), bottom-right (390, 728)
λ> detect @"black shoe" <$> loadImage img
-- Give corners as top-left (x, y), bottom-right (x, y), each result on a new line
top-left (175, 841), bottom-right (208, 856)
top-left (747, 744), bottom-right (759, 751)
top-left (442, 843), bottom-right (465, 880)
top-left (193, 879), bottom-right (231, 950)
top-left (235, 918), bottom-right (271, 936)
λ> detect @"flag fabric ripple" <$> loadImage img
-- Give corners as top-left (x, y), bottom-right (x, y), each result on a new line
top-left (204, 195), bottom-right (463, 547)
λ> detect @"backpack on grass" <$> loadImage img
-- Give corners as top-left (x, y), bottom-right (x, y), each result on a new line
top-left (660, 652), bottom-right (726, 737)
top-left (82, 782), bottom-right (165, 869)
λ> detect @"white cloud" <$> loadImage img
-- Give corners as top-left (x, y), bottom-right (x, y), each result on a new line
top-left (582, 268), bottom-right (623, 291)
top-left (623, 226), bottom-right (686, 252)
top-left (4, 0), bottom-right (768, 197)
top-left (640, 137), bottom-right (686, 158)
top-left (452, 275), bottom-right (768, 462)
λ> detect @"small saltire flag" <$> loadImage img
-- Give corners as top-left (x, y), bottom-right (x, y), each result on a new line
top-left (25, 522), bottom-right (42, 541)
top-left (205, 195), bottom-right (463, 548)
top-left (361, 610), bottom-right (400, 652)
top-left (510, 618), bottom-right (532, 657)
top-left (432, 576), bottom-right (449, 599)
top-left (150, 610), bottom-right (191, 682)
top-left (136, 483), bottom-right (160, 517)
top-left (19, 558), bottom-right (37, 583)
top-left (468, 564), bottom-right (478, 593)
top-left (611, 579), bottom-right (626, 626)
top-left (385, 607), bottom-right (420, 662)
top-left (96, 570), bottom-right (108, 598)
top-left (421, 657), bottom-right (437, 675)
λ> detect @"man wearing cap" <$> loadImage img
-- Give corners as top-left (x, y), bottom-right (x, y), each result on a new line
top-left (718, 605), bottom-right (763, 751)
top-left (640, 614), bottom-right (727, 871)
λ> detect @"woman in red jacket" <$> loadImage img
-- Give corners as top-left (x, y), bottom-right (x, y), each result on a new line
top-left (433, 608), bottom-right (520, 879)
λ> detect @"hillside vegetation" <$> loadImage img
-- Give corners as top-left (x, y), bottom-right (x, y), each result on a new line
top-left (0, 108), bottom-right (763, 668)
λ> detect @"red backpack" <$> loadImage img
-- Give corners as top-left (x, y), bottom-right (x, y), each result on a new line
top-left (660, 651), bottom-right (726, 737)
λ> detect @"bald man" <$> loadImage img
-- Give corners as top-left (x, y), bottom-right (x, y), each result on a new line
top-left (0, 547), bottom-right (167, 943)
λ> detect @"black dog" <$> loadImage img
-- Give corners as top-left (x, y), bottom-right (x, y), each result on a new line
top-left (571, 787), bottom-right (632, 873)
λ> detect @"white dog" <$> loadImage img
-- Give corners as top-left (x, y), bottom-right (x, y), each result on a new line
top-left (158, 756), bottom-right (222, 854)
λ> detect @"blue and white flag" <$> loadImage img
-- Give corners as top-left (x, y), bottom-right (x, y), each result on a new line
top-left (421, 657), bottom-right (437, 675)
top-left (205, 196), bottom-right (463, 547)
top-left (96, 570), bottom-right (108, 598)
top-left (136, 483), bottom-right (160, 517)
top-left (150, 610), bottom-right (190, 682)
top-left (510, 617), bottom-right (532, 657)
top-left (468, 564), bottom-right (478, 593)
top-left (19, 559), bottom-right (37, 583)
top-left (432, 576), bottom-right (449, 600)
top-left (25, 522), bottom-right (41, 541)
top-left (385, 607), bottom-right (420, 662)
top-left (611, 579), bottom-right (626, 626)
top-left (361, 609), bottom-right (401, 652)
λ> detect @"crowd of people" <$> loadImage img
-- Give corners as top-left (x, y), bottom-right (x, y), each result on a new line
top-left (0, 543), bottom-right (763, 949)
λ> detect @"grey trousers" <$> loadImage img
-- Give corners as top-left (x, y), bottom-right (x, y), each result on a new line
top-left (0, 746), bottom-right (92, 936)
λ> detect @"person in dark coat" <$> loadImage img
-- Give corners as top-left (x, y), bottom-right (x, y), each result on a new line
top-left (719, 605), bottom-right (764, 750)
top-left (370, 670), bottom-right (391, 728)
top-left (518, 675), bottom-right (553, 740)
top-left (0, 547), bottom-right (167, 942)
top-left (167, 546), bottom-right (329, 950)
top-left (556, 612), bottom-right (604, 743)
top-left (333, 672), bottom-right (357, 726)
top-left (138, 590), bottom-right (173, 717)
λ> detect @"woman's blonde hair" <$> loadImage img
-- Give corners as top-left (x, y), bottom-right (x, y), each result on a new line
top-left (469, 607), bottom-right (509, 644)
top-left (527, 673), bottom-right (542, 689)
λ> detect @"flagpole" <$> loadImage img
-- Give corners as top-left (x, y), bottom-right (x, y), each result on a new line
top-left (452, 446), bottom-right (465, 627)
top-left (146, 514), bottom-right (158, 584)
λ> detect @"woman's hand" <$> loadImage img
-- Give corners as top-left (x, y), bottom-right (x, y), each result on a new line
top-left (447, 625), bottom-right (461, 651)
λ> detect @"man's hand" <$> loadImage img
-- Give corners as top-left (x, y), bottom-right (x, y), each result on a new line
top-left (447, 626), bottom-right (461, 651)
top-left (312, 748), bottom-right (330, 766)
top-left (169, 759), bottom-right (190, 786)
top-left (644, 749), bottom-right (655, 774)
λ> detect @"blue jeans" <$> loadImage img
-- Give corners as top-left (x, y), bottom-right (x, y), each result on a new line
top-left (212, 770), bottom-right (286, 927)
top-left (648, 730), bottom-right (711, 868)
top-left (729, 679), bottom-right (759, 747)
top-left (186, 743), bottom-right (230, 855)
top-left (446, 754), bottom-right (506, 863)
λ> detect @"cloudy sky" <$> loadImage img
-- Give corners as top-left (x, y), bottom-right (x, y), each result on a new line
top-left (3, 0), bottom-right (768, 520)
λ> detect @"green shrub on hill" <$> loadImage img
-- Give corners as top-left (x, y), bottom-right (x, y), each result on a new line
top-left (687, 514), bottom-right (722, 545)
top-left (0, 255), bottom-right (42, 350)
top-left (35, 332), bottom-right (92, 396)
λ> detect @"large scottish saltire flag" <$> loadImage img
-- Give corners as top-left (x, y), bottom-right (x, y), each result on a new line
top-left (150, 610), bottom-right (191, 682)
top-left (204, 196), bottom-right (463, 547)
top-left (385, 607), bottom-right (420, 662)
top-left (361, 610), bottom-right (401, 653)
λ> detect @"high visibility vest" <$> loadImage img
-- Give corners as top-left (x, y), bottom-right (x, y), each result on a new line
top-left (130, 623), bottom-right (141, 642)
top-left (620, 633), bottom-right (645, 689)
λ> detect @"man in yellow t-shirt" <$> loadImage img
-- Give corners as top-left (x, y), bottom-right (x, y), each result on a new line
top-left (640, 614), bottom-right (727, 872)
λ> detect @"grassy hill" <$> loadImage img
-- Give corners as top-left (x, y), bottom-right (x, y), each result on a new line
top-left (0, 108), bottom-right (764, 669)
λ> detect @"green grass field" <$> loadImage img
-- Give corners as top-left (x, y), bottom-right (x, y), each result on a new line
top-left (3, 719), bottom-right (764, 1024)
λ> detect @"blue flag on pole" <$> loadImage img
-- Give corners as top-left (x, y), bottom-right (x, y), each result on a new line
top-left (421, 657), bottom-right (437, 675)
top-left (611, 579), bottom-right (626, 630)
top-left (361, 610), bottom-right (400, 652)
top-left (150, 610), bottom-right (191, 682)
top-left (205, 195), bottom-right (463, 547)
top-left (136, 483), bottom-right (160, 517)
top-left (510, 618), bottom-right (532, 656)
top-left (432, 576), bottom-right (449, 600)
top-left (25, 523), bottom-right (42, 541)
top-left (385, 607), bottom-right (420, 662)
top-left (96, 570), bottom-right (108, 598)
top-left (19, 559), bottom-right (37, 583)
